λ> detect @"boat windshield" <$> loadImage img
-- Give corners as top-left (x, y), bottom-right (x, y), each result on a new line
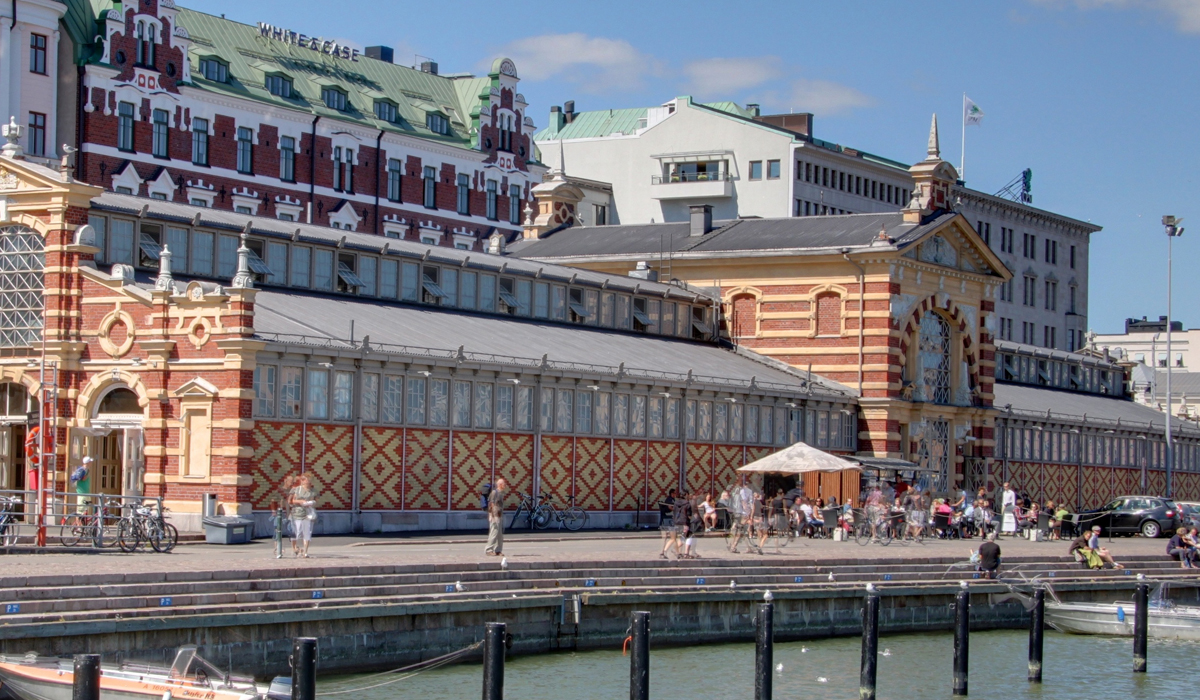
top-left (169, 646), bottom-right (198, 678)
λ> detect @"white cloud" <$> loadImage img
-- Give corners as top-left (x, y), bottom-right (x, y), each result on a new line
top-left (1029, 0), bottom-right (1200, 33)
top-left (755, 78), bottom-right (876, 116)
top-left (490, 33), bottom-right (663, 92)
top-left (681, 56), bottom-right (783, 97)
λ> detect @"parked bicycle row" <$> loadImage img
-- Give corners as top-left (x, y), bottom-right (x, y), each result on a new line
top-left (0, 489), bottom-right (177, 553)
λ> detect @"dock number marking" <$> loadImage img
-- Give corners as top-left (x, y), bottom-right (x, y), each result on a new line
top-left (696, 578), bottom-right (706, 585)
top-left (585, 579), bottom-right (596, 587)
top-left (4, 604), bottom-right (18, 614)
top-left (445, 585), bottom-right (455, 593)
top-left (158, 597), bottom-right (172, 607)
top-left (883, 575), bottom-right (892, 581)
top-left (312, 591), bottom-right (324, 599)
top-left (794, 576), bottom-right (804, 583)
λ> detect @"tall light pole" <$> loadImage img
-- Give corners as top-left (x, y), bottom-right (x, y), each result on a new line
top-left (1163, 216), bottom-right (1184, 498)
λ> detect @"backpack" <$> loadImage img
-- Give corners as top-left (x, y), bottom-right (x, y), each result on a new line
top-left (480, 483), bottom-right (492, 510)
top-left (70, 466), bottom-right (88, 484)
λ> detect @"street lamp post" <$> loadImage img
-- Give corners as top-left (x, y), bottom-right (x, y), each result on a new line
top-left (1163, 216), bottom-right (1184, 498)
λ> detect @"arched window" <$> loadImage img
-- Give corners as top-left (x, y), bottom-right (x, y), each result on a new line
top-left (918, 311), bottom-right (952, 404)
top-left (814, 292), bottom-right (841, 337)
top-left (0, 225), bottom-right (45, 348)
top-left (731, 294), bottom-right (757, 339)
top-left (98, 388), bottom-right (141, 415)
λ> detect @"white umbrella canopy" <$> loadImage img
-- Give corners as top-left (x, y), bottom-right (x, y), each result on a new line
top-left (736, 441), bottom-right (860, 474)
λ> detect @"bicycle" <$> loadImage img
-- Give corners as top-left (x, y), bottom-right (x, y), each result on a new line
top-left (533, 493), bottom-right (587, 531)
top-left (508, 492), bottom-right (550, 530)
top-left (0, 496), bottom-right (19, 546)
top-left (854, 508), bottom-right (894, 546)
top-left (59, 497), bottom-right (113, 548)
top-left (117, 502), bottom-right (177, 553)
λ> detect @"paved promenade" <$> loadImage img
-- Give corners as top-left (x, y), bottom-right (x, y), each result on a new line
top-left (0, 529), bottom-right (1173, 578)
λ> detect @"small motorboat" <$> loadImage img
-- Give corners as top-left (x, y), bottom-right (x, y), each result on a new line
top-left (1044, 597), bottom-right (1200, 641)
top-left (0, 646), bottom-right (282, 700)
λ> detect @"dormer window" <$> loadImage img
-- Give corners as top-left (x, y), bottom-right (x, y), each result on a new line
top-left (691, 305), bottom-right (711, 340)
top-left (138, 225), bottom-right (163, 268)
top-left (633, 298), bottom-right (654, 332)
top-left (374, 100), bottom-right (399, 123)
top-left (498, 277), bottom-right (521, 315)
top-left (199, 58), bottom-right (228, 83)
top-left (421, 266), bottom-right (445, 304)
top-left (568, 288), bottom-right (591, 324)
top-left (136, 21), bottom-right (157, 67)
top-left (244, 239), bottom-right (274, 278)
top-left (265, 74), bottom-right (293, 98)
top-left (337, 254), bottom-right (366, 293)
top-left (426, 112), bottom-right (449, 135)
top-left (322, 87), bottom-right (348, 111)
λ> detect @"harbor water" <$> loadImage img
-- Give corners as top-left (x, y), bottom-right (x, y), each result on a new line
top-left (318, 629), bottom-right (1194, 699)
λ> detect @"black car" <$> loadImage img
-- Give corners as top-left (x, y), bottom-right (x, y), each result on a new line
top-left (1082, 496), bottom-right (1178, 538)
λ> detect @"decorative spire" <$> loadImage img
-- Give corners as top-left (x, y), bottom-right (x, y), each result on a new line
top-left (1, 117), bottom-right (25, 160)
top-left (154, 244), bottom-right (175, 292)
top-left (230, 233), bottom-right (255, 289)
top-left (926, 114), bottom-right (940, 160)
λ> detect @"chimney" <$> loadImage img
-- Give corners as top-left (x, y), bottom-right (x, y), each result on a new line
top-left (628, 261), bottom-right (659, 282)
top-left (420, 60), bottom-right (439, 75)
top-left (563, 100), bottom-right (576, 124)
top-left (549, 105), bottom-right (565, 132)
top-left (746, 103), bottom-right (760, 117)
top-left (365, 46), bottom-right (394, 63)
top-left (689, 204), bottom-right (713, 237)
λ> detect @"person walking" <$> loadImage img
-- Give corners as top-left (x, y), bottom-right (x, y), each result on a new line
top-left (288, 474), bottom-right (317, 558)
top-left (485, 477), bottom-right (508, 556)
top-left (71, 456), bottom-right (94, 516)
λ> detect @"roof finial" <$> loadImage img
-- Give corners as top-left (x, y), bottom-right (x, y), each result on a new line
top-left (1, 117), bottom-right (25, 160)
top-left (927, 113), bottom-right (940, 160)
top-left (231, 233), bottom-right (255, 289)
top-left (154, 244), bottom-right (175, 292)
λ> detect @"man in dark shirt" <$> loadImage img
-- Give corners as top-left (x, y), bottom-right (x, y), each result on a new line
top-left (977, 532), bottom-right (1001, 579)
top-left (1167, 527), bottom-right (1197, 568)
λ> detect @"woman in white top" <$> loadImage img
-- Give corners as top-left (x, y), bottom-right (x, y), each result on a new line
top-left (702, 493), bottom-right (718, 531)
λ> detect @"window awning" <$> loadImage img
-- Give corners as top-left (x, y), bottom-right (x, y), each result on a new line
top-left (692, 319), bottom-right (711, 334)
top-left (139, 233), bottom-right (162, 260)
top-left (247, 249), bottom-right (273, 276)
top-left (569, 302), bottom-right (592, 319)
top-left (499, 290), bottom-right (522, 308)
top-left (422, 278), bottom-right (446, 298)
top-left (632, 309), bottom-right (654, 326)
top-left (338, 262), bottom-right (366, 288)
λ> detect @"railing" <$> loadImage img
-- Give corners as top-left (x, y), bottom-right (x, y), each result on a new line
top-left (0, 489), bottom-right (164, 549)
top-left (651, 172), bottom-right (732, 184)
top-left (255, 332), bottom-right (847, 398)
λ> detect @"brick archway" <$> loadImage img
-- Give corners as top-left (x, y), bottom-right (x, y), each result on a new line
top-left (899, 294), bottom-right (980, 392)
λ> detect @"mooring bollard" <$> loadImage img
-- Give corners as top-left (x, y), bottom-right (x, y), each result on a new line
top-left (755, 603), bottom-right (774, 700)
top-left (72, 655), bottom-right (101, 700)
top-left (1028, 587), bottom-right (1045, 683)
top-left (630, 611), bottom-right (650, 700)
top-left (482, 622), bottom-right (506, 700)
top-left (860, 594), bottom-right (880, 700)
top-left (953, 589), bottom-right (970, 696)
top-left (291, 638), bottom-right (317, 700)
top-left (274, 507), bottom-right (284, 559)
top-left (1133, 582), bottom-right (1149, 673)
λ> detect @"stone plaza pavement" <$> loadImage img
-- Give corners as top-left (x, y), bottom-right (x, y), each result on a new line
top-left (0, 529), bottom-right (1175, 579)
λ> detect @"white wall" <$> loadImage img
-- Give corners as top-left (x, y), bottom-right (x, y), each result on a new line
top-left (1, 0), bottom-right (67, 162)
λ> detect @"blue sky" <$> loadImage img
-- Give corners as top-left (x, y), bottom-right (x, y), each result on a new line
top-left (199, 0), bottom-right (1200, 334)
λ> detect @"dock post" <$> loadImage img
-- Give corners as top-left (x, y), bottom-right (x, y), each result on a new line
top-left (860, 594), bottom-right (880, 700)
top-left (72, 655), bottom-right (101, 700)
top-left (1133, 582), bottom-right (1149, 673)
top-left (755, 603), bottom-right (774, 700)
top-left (953, 589), bottom-right (970, 696)
top-left (291, 638), bottom-right (317, 700)
top-left (482, 622), bottom-right (506, 700)
top-left (630, 611), bottom-right (650, 700)
top-left (1028, 587), bottom-right (1044, 682)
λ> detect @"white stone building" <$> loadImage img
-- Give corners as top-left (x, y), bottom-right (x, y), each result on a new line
top-left (1, 0), bottom-right (71, 167)
top-left (534, 96), bottom-right (1100, 355)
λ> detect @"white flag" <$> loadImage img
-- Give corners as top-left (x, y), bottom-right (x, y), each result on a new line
top-left (964, 95), bottom-right (984, 126)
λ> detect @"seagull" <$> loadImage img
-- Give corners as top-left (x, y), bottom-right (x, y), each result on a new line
top-left (1137, 573), bottom-right (1145, 581)
top-left (828, 571), bottom-right (836, 582)
top-left (800, 646), bottom-right (809, 653)
top-left (763, 590), bottom-right (774, 602)
top-left (880, 649), bottom-right (892, 657)
top-left (816, 677), bottom-right (828, 683)
top-left (455, 581), bottom-right (465, 592)
top-left (775, 663), bottom-right (784, 673)
top-left (501, 557), bottom-right (508, 570)
top-left (730, 580), bottom-right (738, 589)
top-left (866, 583), bottom-right (877, 593)
top-left (959, 580), bottom-right (969, 590)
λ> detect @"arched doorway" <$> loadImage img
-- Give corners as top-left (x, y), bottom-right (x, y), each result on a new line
top-left (0, 382), bottom-right (35, 491)
top-left (84, 387), bottom-right (146, 497)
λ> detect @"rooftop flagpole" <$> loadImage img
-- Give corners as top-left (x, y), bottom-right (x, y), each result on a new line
top-left (961, 93), bottom-right (967, 181)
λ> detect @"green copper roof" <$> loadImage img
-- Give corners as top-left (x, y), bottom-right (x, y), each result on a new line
top-left (176, 8), bottom-right (491, 149)
top-left (533, 101), bottom-right (755, 141)
top-left (60, 0), bottom-right (114, 62)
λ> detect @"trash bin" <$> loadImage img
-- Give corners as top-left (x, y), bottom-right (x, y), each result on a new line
top-left (202, 515), bottom-right (255, 544)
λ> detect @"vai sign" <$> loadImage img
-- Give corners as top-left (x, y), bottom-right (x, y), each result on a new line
top-left (258, 23), bottom-right (361, 62)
